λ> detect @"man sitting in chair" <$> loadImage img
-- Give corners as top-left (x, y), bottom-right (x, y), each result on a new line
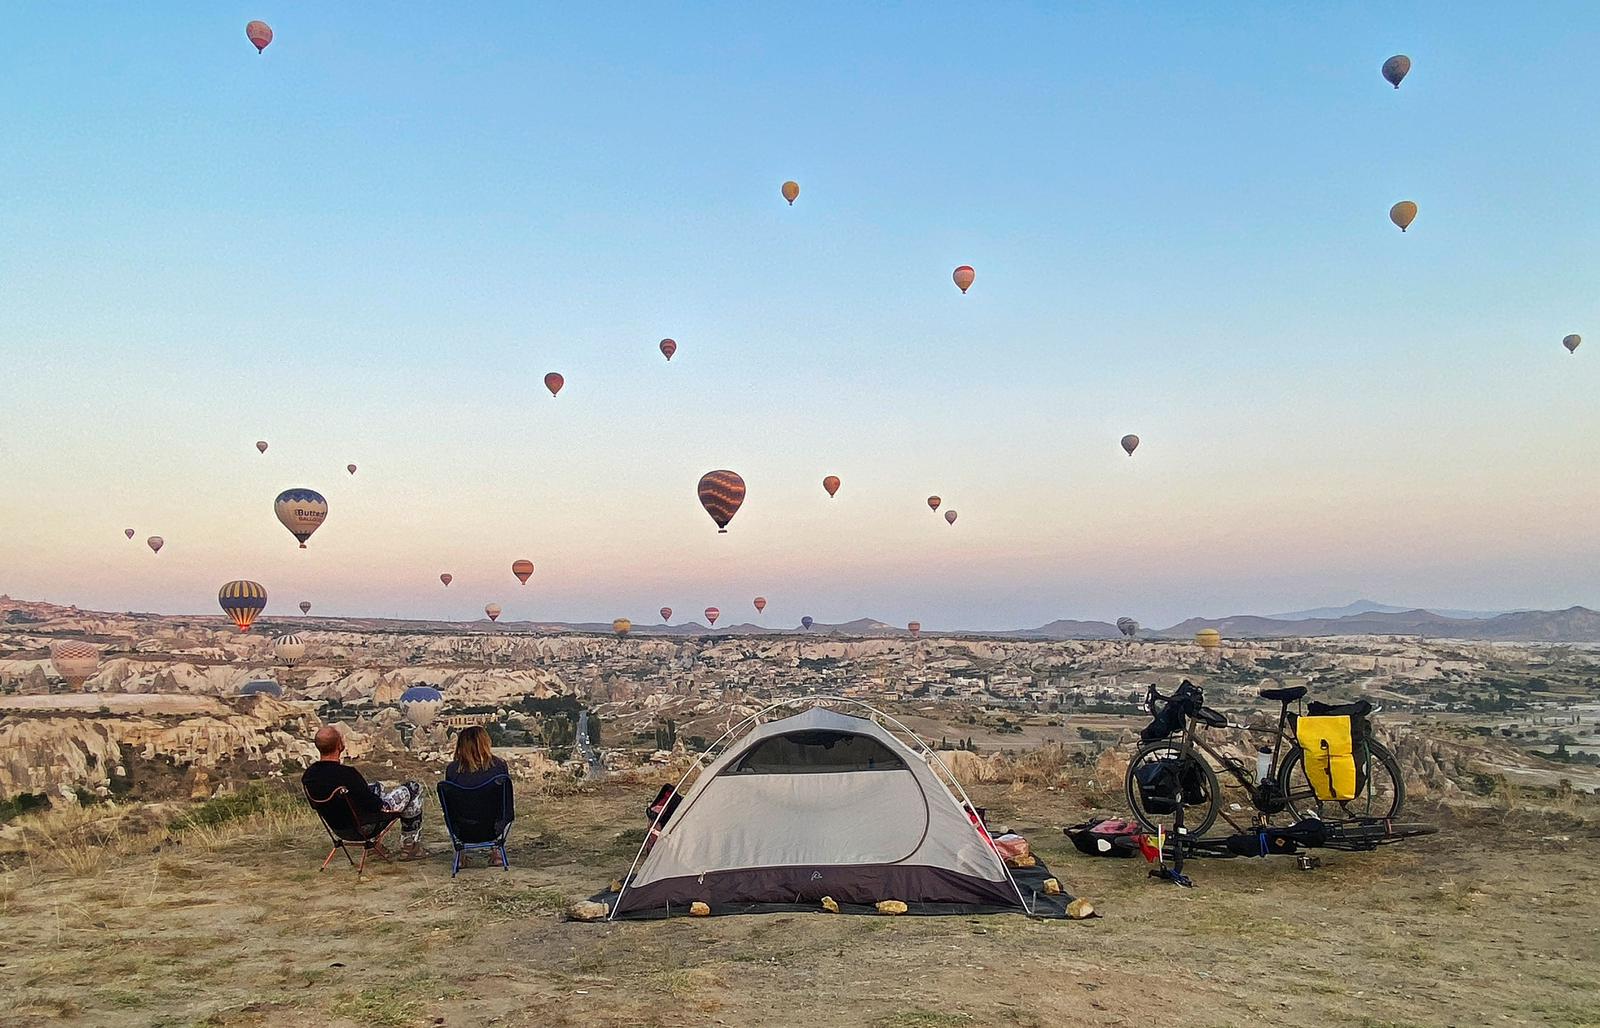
top-left (301, 725), bottom-right (429, 861)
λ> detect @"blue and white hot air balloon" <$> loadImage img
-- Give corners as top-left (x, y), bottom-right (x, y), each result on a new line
top-left (239, 679), bottom-right (283, 697)
top-left (400, 686), bottom-right (444, 728)
top-left (274, 488), bottom-right (328, 548)
top-left (801, 616), bottom-right (814, 630)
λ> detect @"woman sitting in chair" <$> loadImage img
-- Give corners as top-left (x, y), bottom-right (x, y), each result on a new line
top-left (442, 726), bottom-right (512, 870)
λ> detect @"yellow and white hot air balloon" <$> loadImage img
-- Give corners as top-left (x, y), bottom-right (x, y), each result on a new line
top-left (613, 618), bottom-right (632, 637)
top-left (1195, 628), bottom-right (1222, 652)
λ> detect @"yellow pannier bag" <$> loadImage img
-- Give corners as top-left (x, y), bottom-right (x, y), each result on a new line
top-left (1297, 716), bottom-right (1357, 801)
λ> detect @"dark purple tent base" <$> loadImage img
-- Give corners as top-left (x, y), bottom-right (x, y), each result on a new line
top-left (585, 860), bottom-right (1077, 920)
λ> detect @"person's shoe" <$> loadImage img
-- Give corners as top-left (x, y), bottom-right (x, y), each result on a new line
top-left (397, 842), bottom-right (430, 862)
top-left (488, 850), bottom-right (504, 867)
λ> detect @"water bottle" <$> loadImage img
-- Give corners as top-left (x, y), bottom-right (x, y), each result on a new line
top-left (1256, 747), bottom-right (1273, 784)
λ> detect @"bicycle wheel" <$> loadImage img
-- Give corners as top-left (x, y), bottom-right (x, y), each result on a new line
top-left (1277, 737), bottom-right (1404, 822)
top-left (1124, 741), bottom-right (1223, 839)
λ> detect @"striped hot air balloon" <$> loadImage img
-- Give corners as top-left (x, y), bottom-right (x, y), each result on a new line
top-left (49, 640), bottom-right (101, 689)
top-left (274, 488), bottom-right (328, 548)
top-left (274, 633), bottom-right (306, 664)
top-left (219, 580), bottom-right (268, 633)
top-left (697, 471), bottom-right (746, 533)
top-left (660, 607), bottom-right (673, 622)
top-left (754, 597), bottom-right (767, 614)
top-left (512, 559), bottom-right (534, 584)
top-left (908, 621), bottom-right (921, 638)
top-left (1195, 628), bottom-right (1222, 651)
top-left (660, 338), bottom-right (677, 361)
top-left (823, 475), bottom-right (840, 498)
top-left (704, 606), bottom-right (720, 626)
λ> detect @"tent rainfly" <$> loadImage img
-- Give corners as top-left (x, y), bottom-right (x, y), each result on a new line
top-left (610, 705), bottom-right (1035, 917)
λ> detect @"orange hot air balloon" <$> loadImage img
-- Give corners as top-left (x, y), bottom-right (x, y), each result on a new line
top-left (485, 603), bottom-right (502, 622)
top-left (660, 606), bottom-right (673, 622)
top-left (660, 338), bottom-right (677, 361)
top-left (953, 266), bottom-right (975, 293)
top-left (544, 372), bottom-right (564, 396)
top-left (705, 606), bottom-right (720, 626)
top-left (754, 597), bottom-right (767, 614)
top-left (124, 528), bottom-right (135, 539)
top-left (823, 475), bottom-right (840, 498)
top-left (927, 496), bottom-right (941, 512)
top-left (944, 510), bottom-right (958, 525)
top-left (781, 180), bottom-right (800, 205)
top-left (246, 20), bottom-right (273, 53)
top-left (697, 470), bottom-right (746, 533)
top-left (1121, 434), bottom-right (1140, 457)
top-left (512, 559), bottom-right (534, 584)
top-left (440, 573), bottom-right (453, 587)
top-left (908, 621), bottom-right (921, 638)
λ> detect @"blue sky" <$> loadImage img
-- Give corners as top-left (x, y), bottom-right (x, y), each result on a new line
top-left (2, 3), bottom-right (1598, 629)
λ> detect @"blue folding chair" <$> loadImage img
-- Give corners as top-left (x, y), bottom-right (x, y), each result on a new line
top-left (436, 775), bottom-right (514, 877)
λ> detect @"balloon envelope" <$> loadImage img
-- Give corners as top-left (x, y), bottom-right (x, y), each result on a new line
top-left (299, 601), bottom-right (311, 615)
top-left (660, 607), bottom-right (673, 622)
top-left (49, 640), bottom-right (101, 686)
top-left (1382, 54), bottom-right (1410, 88)
top-left (1195, 628), bottom-right (1222, 651)
top-left (484, 603), bottom-right (501, 622)
top-left (822, 475), bottom-right (840, 498)
top-left (147, 536), bottom-right (164, 554)
top-left (754, 597), bottom-right (767, 613)
top-left (927, 496), bottom-right (941, 512)
top-left (660, 338), bottom-right (677, 361)
top-left (704, 606), bottom-right (720, 626)
top-left (245, 20), bottom-right (273, 52)
top-left (124, 528), bottom-right (135, 539)
top-left (953, 266), bottom-right (975, 293)
top-left (697, 470), bottom-right (746, 532)
top-left (274, 633), bottom-right (306, 664)
top-left (347, 464), bottom-right (357, 475)
top-left (400, 686), bottom-right (443, 728)
top-left (274, 488), bottom-right (328, 548)
top-left (1116, 617), bottom-right (1139, 638)
top-left (219, 580), bottom-right (268, 633)
top-left (512, 559), bottom-right (534, 584)
top-left (801, 616), bottom-right (814, 630)
top-left (256, 440), bottom-right (268, 453)
top-left (1121, 434), bottom-right (1140, 456)
top-left (239, 679), bottom-right (282, 697)
top-left (782, 180), bottom-right (800, 205)
top-left (612, 618), bottom-right (632, 636)
top-left (908, 621), bottom-right (921, 637)
top-left (544, 372), bottom-right (564, 396)
top-left (440, 573), bottom-right (453, 587)
top-left (1390, 201), bottom-right (1417, 232)
top-left (944, 510), bottom-right (958, 525)
top-left (1563, 334), bottom-right (1581, 354)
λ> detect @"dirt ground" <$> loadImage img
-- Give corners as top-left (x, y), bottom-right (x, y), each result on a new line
top-left (5, 779), bottom-right (1598, 1028)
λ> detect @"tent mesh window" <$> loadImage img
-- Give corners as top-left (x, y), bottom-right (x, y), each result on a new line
top-left (728, 730), bottom-right (908, 774)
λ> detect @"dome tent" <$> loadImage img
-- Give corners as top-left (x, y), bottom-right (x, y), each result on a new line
top-left (605, 700), bottom-right (1070, 919)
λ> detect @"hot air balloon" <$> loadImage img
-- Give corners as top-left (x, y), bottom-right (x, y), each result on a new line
top-left (124, 528), bottom-right (135, 539)
top-left (239, 679), bottom-right (283, 697)
top-left (1195, 628), bottom-right (1222, 652)
top-left (697, 470), bottom-right (746, 533)
top-left (299, 601), bottom-right (312, 615)
top-left (484, 603), bottom-right (502, 622)
top-left (400, 686), bottom-right (443, 728)
top-left (1116, 617), bottom-right (1139, 638)
top-left (347, 464), bottom-right (357, 475)
top-left (782, 180), bottom-right (800, 205)
top-left (1121, 434), bottom-right (1140, 457)
top-left (1563, 334), bottom-right (1581, 354)
top-left (274, 633), bottom-right (306, 665)
top-left (953, 266), bottom-right (975, 293)
top-left (660, 338), bottom-right (677, 361)
top-left (660, 607), bottom-right (673, 622)
top-left (822, 475), bottom-right (840, 498)
top-left (927, 496), bottom-right (941, 512)
top-left (1382, 54), bottom-right (1411, 89)
top-left (49, 640), bottom-right (101, 690)
top-left (147, 536), bottom-right (164, 554)
top-left (512, 559), bottom-right (534, 584)
top-left (219, 580), bottom-right (268, 633)
top-left (908, 621), bottom-right (921, 638)
top-left (440, 573), bottom-right (453, 587)
top-left (612, 618), bottom-right (632, 637)
top-left (944, 510), bottom-right (958, 525)
top-left (802, 616), bottom-right (814, 630)
top-left (245, 20), bottom-right (273, 53)
top-left (544, 372), bottom-right (564, 397)
top-left (754, 597), bottom-right (767, 614)
top-left (705, 606), bottom-right (720, 626)
top-left (1390, 201), bottom-right (1417, 232)
top-left (274, 488), bottom-right (328, 548)
top-left (256, 440), bottom-right (268, 454)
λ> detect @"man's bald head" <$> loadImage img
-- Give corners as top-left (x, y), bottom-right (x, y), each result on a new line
top-left (314, 726), bottom-right (345, 757)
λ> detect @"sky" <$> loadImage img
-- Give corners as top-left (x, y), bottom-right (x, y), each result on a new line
top-left (2, 3), bottom-right (1598, 631)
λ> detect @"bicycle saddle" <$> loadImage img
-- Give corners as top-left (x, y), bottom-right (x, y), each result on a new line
top-left (1259, 686), bottom-right (1307, 703)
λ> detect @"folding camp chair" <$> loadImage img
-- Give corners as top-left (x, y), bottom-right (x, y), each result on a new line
top-left (305, 785), bottom-right (400, 875)
top-left (436, 775), bottom-right (515, 878)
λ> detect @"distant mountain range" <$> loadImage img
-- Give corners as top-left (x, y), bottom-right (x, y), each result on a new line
top-left (1267, 598), bottom-right (1518, 621)
top-left (1157, 606), bottom-right (1600, 643)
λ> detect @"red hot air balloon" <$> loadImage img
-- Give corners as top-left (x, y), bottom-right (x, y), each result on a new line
top-left (945, 510), bottom-right (958, 525)
top-left (512, 559), bottom-right (534, 584)
top-left (660, 338), bottom-right (677, 361)
top-left (705, 606), bottom-right (720, 626)
top-left (822, 475), bottom-right (840, 498)
top-left (927, 496), bottom-right (941, 512)
top-left (660, 607), bottom-right (673, 622)
top-left (246, 20), bottom-right (273, 53)
top-left (697, 470), bottom-right (746, 533)
top-left (754, 597), bottom-right (767, 614)
top-left (440, 573), bottom-right (453, 587)
top-left (953, 266), bottom-right (975, 293)
top-left (124, 528), bottom-right (135, 539)
top-left (544, 372), bottom-right (564, 396)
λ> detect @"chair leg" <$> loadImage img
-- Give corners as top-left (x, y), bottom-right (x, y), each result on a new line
top-left (500, 844), bottom-right (509, 871)
top-left (357, 845), bottom-right (370, 876)
top-left (319, 845), bottom-right (341, 872)
top-left (451, 851), bottom-right (460, 878)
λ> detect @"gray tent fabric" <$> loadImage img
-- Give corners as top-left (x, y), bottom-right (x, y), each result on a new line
top-left (612, 707), bottom-right (1028, 916)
